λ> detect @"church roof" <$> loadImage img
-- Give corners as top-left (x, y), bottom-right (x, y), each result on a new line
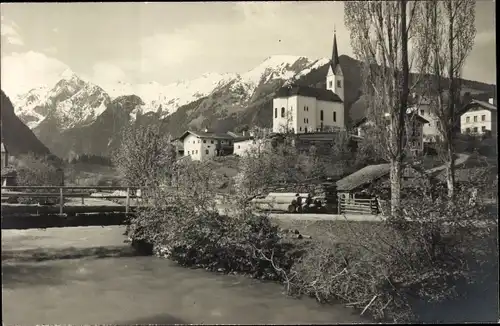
top-left (331, 31), bottom-right (340, 72)
top-left (275, 85), bottom-right (343, 103)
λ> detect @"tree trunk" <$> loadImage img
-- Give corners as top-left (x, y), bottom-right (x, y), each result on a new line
top-left (446, 145), bottom-right (456, 200)
top-left (390, 160), bottom-right (403, 217)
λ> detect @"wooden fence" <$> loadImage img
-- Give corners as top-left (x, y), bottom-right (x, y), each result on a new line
top-left (338, 197), bottom-right (379, 215)
top-left (1, 186), bottom-right (140, 216)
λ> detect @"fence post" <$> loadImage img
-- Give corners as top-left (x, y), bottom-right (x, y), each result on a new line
top-left (59, 187), bottom-right (64, 215)
top-left (126, 187), bottom-right (130, 215)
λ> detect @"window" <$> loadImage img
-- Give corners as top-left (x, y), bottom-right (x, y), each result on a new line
top-left (193, 140), bottom-right (195, 144)
top-left (237, 145), bottom-right (240, 149)
top-left (281, 107), bottom-right (285, 118)
top-left (229, 140), bottom-right (232, 145)
top-left (205, 149), bottom-right (209, 155)
top-left (473, 127), bottom-right (478, 133)
top-left (482, 115), bottom-right (486, 121)
top-left (198, 139), bottom-right (200, 143)
top-left (473, 116), bottom-right (477, 122)
top-left (328, 81), bottom-right (332, 88)
top-left (320, 122), bottom-right (323, 130)
top-left (320, 110), bottom-right (324, 121)
top-left (304, 106), bottom-right (306, 111)
top-left (466, 116), bottom-right (470, 123)
top-left (466, 128), bottom-right (471, 133)
top-left (482, 126), bottom-right (486, 132)
top-left (211, 140), bottom-right (214, 144)
top-left (304, 118), bottom-right (306, 123)
top-left (300, 127), bottom-right (302, 131)
top-left (333, 111), bottom-right (337, 122)
top-left (187, 151), bottom-right (190, 155)
top-left (275, 108), bottom-right (277, 118)
top-left (420, 109), bottom-right (424, 115)
top-left (203, 139), bottom-right (206, 143)
top-left (337, 80), bottom-right (342, 88)
top-left (304, 127), bottom-right (308, 133)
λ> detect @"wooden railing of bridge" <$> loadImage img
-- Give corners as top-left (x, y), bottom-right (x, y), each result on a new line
top-left (1, 186), bottom-right (141, 216)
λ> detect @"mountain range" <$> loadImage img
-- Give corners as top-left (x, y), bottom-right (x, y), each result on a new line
top-left (6, 54), bottom-right (496, 159)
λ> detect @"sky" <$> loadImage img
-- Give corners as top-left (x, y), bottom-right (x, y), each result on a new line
top-left (1, 1), bottom-right (496, 98)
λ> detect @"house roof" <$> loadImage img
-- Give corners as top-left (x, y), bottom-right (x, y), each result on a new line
top-left (464, 99), bottom-right (497, 112)
top-left (178, 130), bottom-right (235, 141)
top-left (234, 136), bottom-right (254, 142)
top-left (275, 85), bottom-right (343, 103)
top-left (352, 117), bottom-right (368, 128)
top-left (336, 164), bottom-right (391, 192)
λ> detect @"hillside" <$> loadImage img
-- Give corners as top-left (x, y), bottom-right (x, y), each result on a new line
top-left (1, 90), bottom-right (53, 159)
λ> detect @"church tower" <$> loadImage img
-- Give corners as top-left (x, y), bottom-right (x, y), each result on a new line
top-left (326, 30), bottom-right (344, 101)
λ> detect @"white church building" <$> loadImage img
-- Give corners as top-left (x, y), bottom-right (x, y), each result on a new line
top-left (272, 32), bottom-right (345, 134)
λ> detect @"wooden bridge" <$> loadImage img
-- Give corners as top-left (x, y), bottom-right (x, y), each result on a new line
top-left (1, 186), bottom-right (141, 229)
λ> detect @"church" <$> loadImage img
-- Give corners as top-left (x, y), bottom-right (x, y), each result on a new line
top-left (272, 32), bottom-right (345, 134)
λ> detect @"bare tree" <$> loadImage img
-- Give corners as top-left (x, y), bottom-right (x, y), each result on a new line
top-left (345, 1), bottom-right (423, 216)
top-left (113, 123), bottom-right (176, 191)
top-left (415, 0), bottom-right (476, 200)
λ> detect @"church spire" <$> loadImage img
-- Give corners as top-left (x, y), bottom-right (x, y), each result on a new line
top-left (331, 29), bottom-right (340, 71)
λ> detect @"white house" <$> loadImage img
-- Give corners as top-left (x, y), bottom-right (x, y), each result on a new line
top-left (233, 137), bottom-right (269, 156)
top-left (178, 129), bottom-right (235, 161)
top-left (460, 98), bottom-right (497, 137)
top-left (272, 32), bottom-right (345, 134)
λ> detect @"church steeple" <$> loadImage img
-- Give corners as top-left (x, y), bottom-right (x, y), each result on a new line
top-left (326, 27), bottom-right (344, 101)
top-left (331, 29), bottom-right (340, 71)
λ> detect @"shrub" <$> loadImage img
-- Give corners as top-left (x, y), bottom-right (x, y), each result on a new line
top-left (281, 175), bottom-right (498, 322)
top-left (126, 159), bottom-right (305, 280)
top-left (14, 154), bottom-right (63, 204)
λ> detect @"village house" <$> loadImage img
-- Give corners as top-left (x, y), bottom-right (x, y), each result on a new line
top-left (178, 129), bottom-right (236, 161)
top-left (272, 32), bottom-right (345, 134)
top-left (336, 163), bottom-right (433, 215)
top-left (233, 133), bottom-right (270, 156)
top-left (460, 98), bottom-right (497, 138)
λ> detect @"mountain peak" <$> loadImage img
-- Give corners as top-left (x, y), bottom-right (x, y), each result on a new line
top-left (60, 68), bottom-right (78, 80)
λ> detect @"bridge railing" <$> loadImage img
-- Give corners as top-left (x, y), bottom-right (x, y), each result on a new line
top-left (1, 186), bottom-right (141, 215)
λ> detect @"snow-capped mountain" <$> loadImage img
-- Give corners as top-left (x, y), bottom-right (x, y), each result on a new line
top-left (100, 72), bottom-right (238, 115)
top-left (228, 55), bottom-right (315, 102)
top-left (10, 55), bottom-right (354, 158)
top-left (14, 69), bottom-right (110, 129)
top-left (13, 55), bottom-right (325, 131)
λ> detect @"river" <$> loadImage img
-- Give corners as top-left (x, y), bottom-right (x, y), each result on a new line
top-left (2, 226), bottom-right (369, 325)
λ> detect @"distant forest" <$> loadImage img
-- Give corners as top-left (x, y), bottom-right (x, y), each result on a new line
top-left (66, 154), bottom-right (113, 166)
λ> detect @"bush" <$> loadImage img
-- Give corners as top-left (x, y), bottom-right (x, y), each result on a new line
top-left (126, 159), bottom-right (305, 280)
top-left (14, 154), bottom-right (63, 204)
top-left (281, 178), bottom-right (498, 322)
top-left (16, 154), bottom-right (62, 187)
